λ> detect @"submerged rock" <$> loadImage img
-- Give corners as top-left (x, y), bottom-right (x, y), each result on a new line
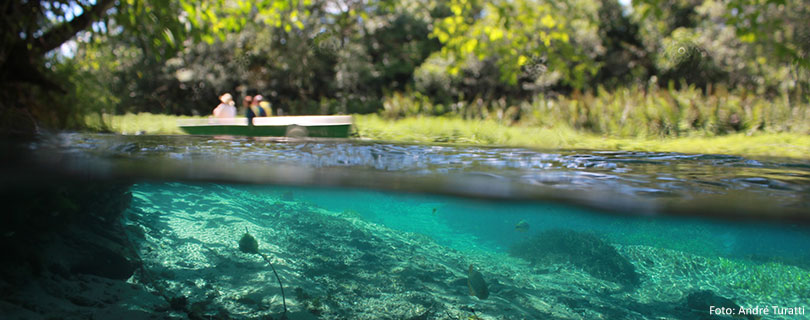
top-left (0, 181), bottom-right (152, 318)
top-left (1, 182), bottom-right (138, 282)
top-left (508, 229), bottom-right (640, 288)
top-left (69, 241), bottom-right (138, 280)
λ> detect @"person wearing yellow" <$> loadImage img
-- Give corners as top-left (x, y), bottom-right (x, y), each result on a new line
top-left (246, 95), bottom-right (273, 125)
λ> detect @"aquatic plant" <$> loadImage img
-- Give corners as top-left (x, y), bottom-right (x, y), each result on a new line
top-left (239, 227), bottom-right (288, 318)
top-left (508, 229), bottom-right (640, 288)
top-left (239, 228), bottom-right (260, 254)
top-left (716, 258), bottom-right (810, 298)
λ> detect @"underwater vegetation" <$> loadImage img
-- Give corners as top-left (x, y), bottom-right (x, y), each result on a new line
top-left (9, 180), bottom-right (806, 319)
top-left (239, 228), bottom-right (288, 318)
top-left (716, 258), bottom-right (810, 298)
top-left (238, 228), bottom-right (260, 254)
top-left (508, 229), bottom-right (640, 288)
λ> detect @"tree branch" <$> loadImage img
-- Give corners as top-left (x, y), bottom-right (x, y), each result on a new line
top-left (34, 0), bottom-right (117, 54)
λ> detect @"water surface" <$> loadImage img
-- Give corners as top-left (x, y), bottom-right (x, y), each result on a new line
top-left (1, 133), bottom-right (808, 319)
top-left (22, 133), bottom-right (810, 220)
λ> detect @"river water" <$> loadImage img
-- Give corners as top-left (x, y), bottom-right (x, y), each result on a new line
top-left (2, 133), bottom-right (809, 319)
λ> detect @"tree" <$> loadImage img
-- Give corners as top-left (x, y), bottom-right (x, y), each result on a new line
top-left (0, 0), bottom-right (321, 133)
top-left (424, 0), bottom-right (602, 103)
top-left (631, 0), bottom-right (809, 95)
top-left (0, 1), bottom-right (202, 133)
top-left (66, 0), bottom-right (441, 116)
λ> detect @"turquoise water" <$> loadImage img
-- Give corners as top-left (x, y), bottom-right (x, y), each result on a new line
top-left (2, 133), bottom-right (810, 319)
top-left (123, 182), bottom-right (810, 319)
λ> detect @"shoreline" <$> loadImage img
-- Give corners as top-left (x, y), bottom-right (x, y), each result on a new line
top-left (353, 115), bottom-right (810, 159)
top-left (91, 113), bottom-right (810, 159)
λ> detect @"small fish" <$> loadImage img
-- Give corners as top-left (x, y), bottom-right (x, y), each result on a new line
top-left (467, 264), bottom-right (489, 300)
top-left (515, 220), bottom-right (530, 232)
top-left (432, 208), bottom-right (437, 216)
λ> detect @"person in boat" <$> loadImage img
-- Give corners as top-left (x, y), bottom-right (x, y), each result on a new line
top-left (212, 93), bottom-right (237, 118)
top-left (247, 94), bottom-right (273, 125)
top-left (242, 95), bottom-right (253, 115)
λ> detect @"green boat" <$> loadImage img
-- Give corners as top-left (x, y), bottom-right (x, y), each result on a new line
top-left (178, 115), bottom-right (353, 137)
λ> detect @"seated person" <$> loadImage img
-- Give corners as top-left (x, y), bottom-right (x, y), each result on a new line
top-left (247, 94), bottom-right (273, 124)
top-left (212, 93), bottom-right (237, 118)
top-left (242, 95), bottom-right (253, 115)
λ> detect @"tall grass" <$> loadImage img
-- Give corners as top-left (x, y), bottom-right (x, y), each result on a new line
top-left (381, 85), bottom-right (810, 137)
top-left (354, 115), bottom-right (810, 158)
top-left (355, 114), bottom-right (583, 147)
top-left (526, 85), bottom-right (809, 137)
top-left (364, 84), bottom-right (810, 158)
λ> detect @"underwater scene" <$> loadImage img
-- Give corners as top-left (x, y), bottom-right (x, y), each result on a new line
top-left (1, 134), bottom-right (809, 320)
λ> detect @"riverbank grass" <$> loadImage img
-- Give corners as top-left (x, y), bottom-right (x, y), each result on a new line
top-left (93, 112), bottom-right (810, 159)
top-left (85, 112), bottom-right (203, 135)
top-left (354, 114), bottom-right (810, 159)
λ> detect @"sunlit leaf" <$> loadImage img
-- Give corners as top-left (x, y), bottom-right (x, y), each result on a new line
top-left (739, 32), bottom-right (756, 43)
top-left (541, 15), bottom-right (555, 28)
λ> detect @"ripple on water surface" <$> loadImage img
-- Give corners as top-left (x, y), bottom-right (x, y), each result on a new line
top-left (18, 133), bottom-right (809, 221)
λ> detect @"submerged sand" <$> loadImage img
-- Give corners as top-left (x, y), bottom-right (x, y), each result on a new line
top-left (2, 183), bottom-right (806, 319)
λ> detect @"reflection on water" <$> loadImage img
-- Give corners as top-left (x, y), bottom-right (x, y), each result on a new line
top-left (0, 133), bottom-right (808, 319)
